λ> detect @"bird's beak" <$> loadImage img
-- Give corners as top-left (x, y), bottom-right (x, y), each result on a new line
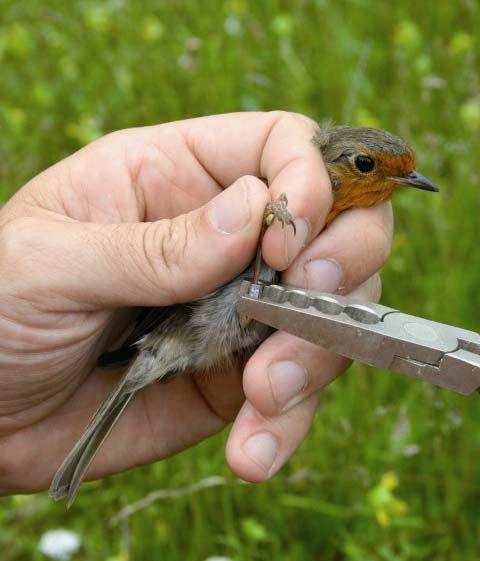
top-left (392, 170), bottom-right (439, 192)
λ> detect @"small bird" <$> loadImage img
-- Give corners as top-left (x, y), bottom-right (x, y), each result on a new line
top-left (49, 125), bottom-right (438, 506)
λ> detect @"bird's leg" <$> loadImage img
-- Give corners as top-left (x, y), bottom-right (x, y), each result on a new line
top-left (252, 192), bottom-right (296, 284)
top-left (240, 193), bottom-right (296, 329)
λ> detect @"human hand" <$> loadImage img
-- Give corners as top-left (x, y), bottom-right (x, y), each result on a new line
top-left (0, 112), bottom-right (392, 494)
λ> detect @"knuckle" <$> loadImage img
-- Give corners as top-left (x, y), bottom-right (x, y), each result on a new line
top-left (350, 231), bottom-right (384, 284)
top-left (141, 216), bottom-right (193, 300)
top-left (368, 273), bottom-right (383, 302)
top-left (267, 109), bottom-right (292, 122)
top-left (351, 273), bottom-right (383, 304)
top-left (268, 109), bottom-right (315, 129)
top-left (338, 208), bottom-right (392, 290)
top-left (158, 216), bottom-right (191, 270)
top-left (267, 110), bottom-right (305, 135)
top-left (346, 207), bottom-right (392, 277)
top-left (365, 216), bottom-right (393, 267)
top-left (289, 111), bottom-right (320, 132)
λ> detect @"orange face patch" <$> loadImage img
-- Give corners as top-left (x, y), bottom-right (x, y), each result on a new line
top-left (374, 149), bottom-right (417, 178)
top-left (325, 147), bottom-right (418, 226)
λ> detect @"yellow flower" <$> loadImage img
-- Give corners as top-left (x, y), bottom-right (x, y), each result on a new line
top-left (381, 472), bottom-right (399, 491)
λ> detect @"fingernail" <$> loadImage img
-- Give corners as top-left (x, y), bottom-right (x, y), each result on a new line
top-left (286, 218), bottom-right (310, 264)
top-left (268, 360), bottom-right (307, 412)
top-left (208, 180), bottom-right (251, 234)
top-left (305, 258), bottom-right (343, 292)
top-left (242, 431), bottom-right (278, 475)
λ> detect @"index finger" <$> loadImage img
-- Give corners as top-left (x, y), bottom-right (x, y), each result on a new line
top-left (173, 111), bottom-right (332, 269)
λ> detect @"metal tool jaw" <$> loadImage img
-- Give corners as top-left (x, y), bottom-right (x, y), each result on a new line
top-left (238, 281), bottom-right (480, 395)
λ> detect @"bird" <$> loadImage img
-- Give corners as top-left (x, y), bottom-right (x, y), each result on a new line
top-left (49, 125), bottom-right (438, 506)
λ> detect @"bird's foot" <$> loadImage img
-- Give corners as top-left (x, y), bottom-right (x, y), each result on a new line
top-left (252, 192), bottom-right (296, 285)
top-left (242, 193), bottom-right (296, 329)
top-left (263, 192), bottom-right (296, 235)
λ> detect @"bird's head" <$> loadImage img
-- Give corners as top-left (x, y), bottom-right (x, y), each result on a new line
top-left (313, 125), bottom-right (438, 224)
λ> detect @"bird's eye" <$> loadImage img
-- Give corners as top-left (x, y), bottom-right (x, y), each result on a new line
top-left (354, 155), bottom-right (375, 173)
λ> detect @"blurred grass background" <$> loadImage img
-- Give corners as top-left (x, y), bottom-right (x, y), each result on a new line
top-left (1, 0), bottom-right (479, 560)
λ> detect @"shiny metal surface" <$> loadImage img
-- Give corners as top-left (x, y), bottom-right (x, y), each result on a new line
top-left (238, 281), bottom-right (480, 395)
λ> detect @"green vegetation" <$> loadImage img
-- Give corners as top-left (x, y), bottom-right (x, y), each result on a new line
top-left (1, 1), bottom-right (479, 559)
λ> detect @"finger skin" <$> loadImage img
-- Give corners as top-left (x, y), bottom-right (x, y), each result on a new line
top-left (284, 201), bottom-right (393, 294)
top-left (164, 111), bottom-right (332, 270)
top-left (0, 177), bottom-right (269, 309)
top-left (256, 112), bottom-right (332, 269)
top-left (1, 112), bottom-right (331, 308)
top-left (226, 393), bottom-right (320, 482)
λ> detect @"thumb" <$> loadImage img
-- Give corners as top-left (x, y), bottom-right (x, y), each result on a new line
top-left (2, 177), bottom-right (270, 309)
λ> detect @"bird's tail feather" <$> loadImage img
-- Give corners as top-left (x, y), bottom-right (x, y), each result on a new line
top-left (49, 377), bottom-right (135, 508)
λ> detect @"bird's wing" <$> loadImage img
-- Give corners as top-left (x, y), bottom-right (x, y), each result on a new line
top-left (97, 306), bottom-right (177, 368)
top-left (49, 370), bottom-right (135, 505)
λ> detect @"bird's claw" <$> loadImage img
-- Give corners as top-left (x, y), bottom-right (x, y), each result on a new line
top-left (250, 192), bottom-right (296, 286)
top-left (264, 192), bottom-right (296, 235)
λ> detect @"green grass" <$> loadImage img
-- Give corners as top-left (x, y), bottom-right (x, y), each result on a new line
top-left (1, 1), bottom-right (479, 560)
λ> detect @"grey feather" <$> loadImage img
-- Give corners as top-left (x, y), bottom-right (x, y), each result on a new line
top-left (313, 125), bottom-right (411, 163)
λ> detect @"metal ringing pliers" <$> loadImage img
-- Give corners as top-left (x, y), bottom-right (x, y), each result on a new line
top-left (237, 281), bottom-right (480, 395)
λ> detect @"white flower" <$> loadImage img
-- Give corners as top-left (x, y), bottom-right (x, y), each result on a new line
top-left (402, 443), bottom-right (421, 457)
top-left (224, 15), bottom-right (242, 36)
top-left (38, 529), bottom-right (81, 560)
